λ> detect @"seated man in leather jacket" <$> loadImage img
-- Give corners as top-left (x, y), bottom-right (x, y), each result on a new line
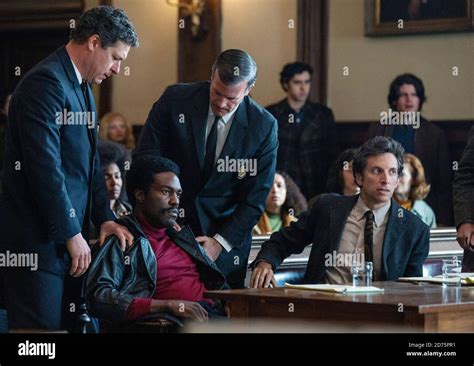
top-left (84, 155), bottom-right (228, 327)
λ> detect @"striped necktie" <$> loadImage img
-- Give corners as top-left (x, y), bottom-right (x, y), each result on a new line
top-left (364, 210), bottom-right (375, 262)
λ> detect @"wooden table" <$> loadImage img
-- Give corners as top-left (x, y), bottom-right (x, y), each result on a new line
top-left (205, 282), bottom-right (474, 332)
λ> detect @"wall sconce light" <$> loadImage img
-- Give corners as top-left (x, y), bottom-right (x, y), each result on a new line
top-left (166, 0), bottom-right (206, 38)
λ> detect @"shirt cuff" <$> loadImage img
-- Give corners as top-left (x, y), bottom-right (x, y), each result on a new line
top-left (214, 233), bottom-right (233, 253)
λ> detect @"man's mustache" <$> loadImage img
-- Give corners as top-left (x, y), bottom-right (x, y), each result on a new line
top-left (162, 207), bottom-right (179, 215)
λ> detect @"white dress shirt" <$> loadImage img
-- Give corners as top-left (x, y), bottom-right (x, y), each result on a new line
top-left (70, 59), bottom-right (82, 85)
top-left (204, 104), bottom-right (238, 162)
top-left (325, 197), bottom-right (391, 284)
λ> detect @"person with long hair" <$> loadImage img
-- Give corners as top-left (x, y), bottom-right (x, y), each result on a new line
top-left (99, 112), bottom-right (135, 150)
top-left (394, 153), bottom-right (437, 228)
top-left (325, 148), bottom-right (360, 196)
top-left (98, 140), bottom-right (132, 218)
top-left (253, 171), bottom-right (307, 235)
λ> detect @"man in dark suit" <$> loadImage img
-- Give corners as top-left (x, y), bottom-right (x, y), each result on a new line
top-left (135, 49), bottom-right (278, 288)
top-left (251, 137), bottom-right (430, 288)
top-left (0, 6), bottom-right (137, 331)
top-left (453, 126), bottom-right (474, 271)
top-left (368, 73), bottom-right (453, 226)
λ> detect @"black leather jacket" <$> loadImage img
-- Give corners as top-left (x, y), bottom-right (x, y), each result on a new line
top-left (84, 214), bottom-right (228, 323)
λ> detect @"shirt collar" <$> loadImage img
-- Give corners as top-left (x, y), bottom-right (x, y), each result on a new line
top-left (208, 103), bottom-right (238, 124)
top-left (70, 59), bottom-right (83, 85)
top-left (353, 196), bottom-right (391, 227)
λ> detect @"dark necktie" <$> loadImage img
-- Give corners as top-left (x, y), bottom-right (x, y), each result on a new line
top-left (80, 81), bottom-right (91, 111)
top-left (202, 115), bottom-right (219, 183)
top-left (364, 210), bottom-right (375, 262)
top-left (80, 81), bottom-right (94, 147)
top-left (80, 81), bottom-right (94, 241)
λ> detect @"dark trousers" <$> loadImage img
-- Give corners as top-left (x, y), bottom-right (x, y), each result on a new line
top-left (3, 267), bottom-right (65, 330)
top-left (2, 258), bottom-right (85, 332)
top-left (0, 243), bottom-right (85, 332)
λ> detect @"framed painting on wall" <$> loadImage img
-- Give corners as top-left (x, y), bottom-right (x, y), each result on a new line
top-left (365, 0), bottom-right (474, 36)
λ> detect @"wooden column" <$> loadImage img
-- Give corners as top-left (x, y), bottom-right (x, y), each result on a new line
top-left (178, 0), bottom-right (222, 83)
top-left (297, 0), bottom-right (329, 104)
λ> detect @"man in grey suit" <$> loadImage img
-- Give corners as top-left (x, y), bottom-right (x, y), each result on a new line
top-left (453, 126), bottom-right (474, 271)
top-left (251, 137), bottom-right (430, 288)
top-left (135, 49), bottom-right (278, 288)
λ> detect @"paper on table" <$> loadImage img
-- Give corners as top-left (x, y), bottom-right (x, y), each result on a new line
top-left (284, 283), bottom-right (385, 293)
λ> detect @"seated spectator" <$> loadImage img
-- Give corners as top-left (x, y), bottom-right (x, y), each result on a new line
top-left (394, 153), bottom-right (437, 228)
top-left (84, 156), bottom-right (227, 328)
top-left (98, 140), bottom-right (131, 218)
top-left (250, 136), bottom-right (429, 288)
top-left (326, 148), bottom-right (360, 196)
top-left (99, 112), bottom-right (135, 150)
top-left (368, 73), bottom-right (453, 226)
top-left (308, 148), bottom-right (360, 209)
top-left (253, 171), bottom-right (307, 235)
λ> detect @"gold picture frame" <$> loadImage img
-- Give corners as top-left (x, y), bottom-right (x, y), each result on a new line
top-left (365, 0), bottom-right (474, 36)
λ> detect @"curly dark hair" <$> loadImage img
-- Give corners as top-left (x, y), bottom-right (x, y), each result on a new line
top-left (352, 137), bottom-right (405, 182)
top-left (279, 62), bottom-right (313, 92)
top-left (70, 6), bottom-right (138, 48)
top-left (98, 140), bottom-right (131, 201)
top-left (277, 170), bottom-right (308, 217)
top-left (98, 139), bottom-right (130, 173)
top-left (126, 155), bottom-right (180, 206)
top-left (326, 148), bottom-right (358, 194)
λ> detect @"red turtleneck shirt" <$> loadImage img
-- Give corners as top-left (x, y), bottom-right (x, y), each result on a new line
top-left (126, 216), bottom-right (210, 320)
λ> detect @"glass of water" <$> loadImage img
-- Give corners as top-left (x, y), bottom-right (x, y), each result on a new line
top-left (352, 261), bottom-right (373, 287)
top-left (442, 257), bottom-right (462, 287)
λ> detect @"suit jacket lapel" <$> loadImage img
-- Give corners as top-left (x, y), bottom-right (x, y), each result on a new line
top-left (381, 199), bottom-right (404, 277)
top-left (57, 45), bottom-right (96, 151)
top-left (329, 195), bottom-right (358, 251)
top-left (191, 84), bottom-right (211, 169)
top-left (57, 46), bottom-right (88, 112)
